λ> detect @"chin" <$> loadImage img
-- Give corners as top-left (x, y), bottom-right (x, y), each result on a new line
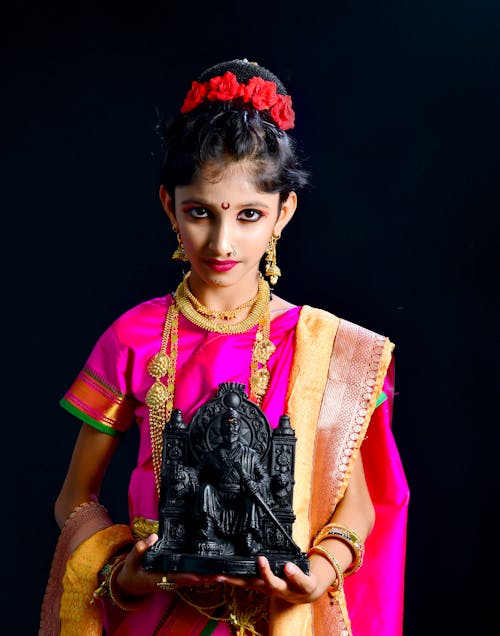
top-left (202, 271), bottom-right (236, 287)
top-left (207, 276), bottom-right (230, 287)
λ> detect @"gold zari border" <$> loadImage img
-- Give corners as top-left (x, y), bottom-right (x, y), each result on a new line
top-left (64, 369), bottom-right (135, 432)
top-left (269, 307), bottom-right (394, 636)
top-left (132, 516), bottom-right (159, 540)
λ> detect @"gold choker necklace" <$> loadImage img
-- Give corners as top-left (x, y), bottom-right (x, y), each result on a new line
top-left (146, 272), bottom-right (276, 495)
top-left (175, 273), bottom-right (270, 334)
top-left (182, 272), bottom-right (258, 321)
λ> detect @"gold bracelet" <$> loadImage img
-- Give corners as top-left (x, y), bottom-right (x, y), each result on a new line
top-left (313, 523), bottom-right (365, 577)
top-left (307, 545), bottom-right (344, 595)
top-left (93, 552), bottom-right (142, 611)
top-left (93, 553), bottom-right (126, 604)
top-left (109, 557), bottom-right (144, 611)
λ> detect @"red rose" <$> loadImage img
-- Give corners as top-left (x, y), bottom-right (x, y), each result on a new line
top-left (180, 81), bottom-right (208, 113)
top-left (270, 94), bottom-right (295, 130)
top-left (206, 72), bottom-right (244, 102)
top-left (243, 77), bottom-right (278, 110)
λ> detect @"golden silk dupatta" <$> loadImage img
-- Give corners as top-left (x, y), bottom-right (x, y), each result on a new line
top-left (269, 306), bottom-right (394, 636)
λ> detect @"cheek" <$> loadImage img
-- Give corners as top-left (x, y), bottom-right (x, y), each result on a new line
top-left (243, 234), bottom-right (271, 260)
top-left (178, 224), bottom-right (206, 249)
top-left (236, 220), bottom-right (274, 244)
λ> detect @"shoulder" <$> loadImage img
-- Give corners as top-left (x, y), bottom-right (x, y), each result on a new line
top-left (269, 294), bottom-right (297, 319)
top-left (113, 295), bottom-right (170, 324)
top-left (296, 304), bottom-right (340, 329)
top-left (300, 305), bottom-right (389, 338)
top-left (107, 294), bottom-right (172, 349)
top-left (268, 294), bottom-right (338, 324)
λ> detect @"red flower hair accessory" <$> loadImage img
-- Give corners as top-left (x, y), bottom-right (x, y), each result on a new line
top-left (207, 71), bottom-right (244, 101)
top-left (180, 81), bottom-right (208, 113)
top-left (180, 71), bottom-right (295, 130)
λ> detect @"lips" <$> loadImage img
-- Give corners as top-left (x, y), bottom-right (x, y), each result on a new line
top-left (203, 259), bottom-right (238, 272)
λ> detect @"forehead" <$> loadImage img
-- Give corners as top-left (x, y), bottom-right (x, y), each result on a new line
top-left (178, 161), bottom-right (278, 204)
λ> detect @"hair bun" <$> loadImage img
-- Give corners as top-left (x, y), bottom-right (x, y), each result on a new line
top-left (197, 58), bottom-right (288, 95)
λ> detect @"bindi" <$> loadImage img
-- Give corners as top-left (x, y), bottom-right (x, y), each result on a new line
top-left (221, 202), bottom-right (230, 210)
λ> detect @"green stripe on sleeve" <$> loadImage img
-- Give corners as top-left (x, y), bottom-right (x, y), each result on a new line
top-left (59, 398), bottom-right (120, 436)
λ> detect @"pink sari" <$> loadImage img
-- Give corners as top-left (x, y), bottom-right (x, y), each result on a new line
top-left (54, 294), bottom-right (408, 635)
top-left (344, 358), bottom-right (408, 635)
top-left (61, 296), bottom-right (299, 635)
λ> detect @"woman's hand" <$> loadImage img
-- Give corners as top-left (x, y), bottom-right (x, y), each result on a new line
top-left (214, 555), bottom-right (335, 605)
top-left (113, 534), bottom-right (222, 601)
top-left (114, 537), bottom-right (344, 606)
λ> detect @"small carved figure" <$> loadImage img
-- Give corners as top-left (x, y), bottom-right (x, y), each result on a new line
top-left (167, 463), bottom-right (198, 502)
top-left (195, 408), bottom-right (270, 556)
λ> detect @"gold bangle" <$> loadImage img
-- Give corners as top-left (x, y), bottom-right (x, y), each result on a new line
top-left (93, 552), bottom-right (142, 611)
top-left (313, 523), bottom-right (365, 577)
top-left (307, 545), bottom-right (344, 595)
top-left (92, 553), bottom-right (126, 604)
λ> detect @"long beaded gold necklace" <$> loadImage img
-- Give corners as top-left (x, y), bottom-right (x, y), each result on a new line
top-left (145, 273), bottom-right (275, 495)
top-left (145, 301), bottom-right (179, 495)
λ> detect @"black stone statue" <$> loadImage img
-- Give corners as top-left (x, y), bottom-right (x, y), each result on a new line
top-left (143, 382), bottom-right (309, 578)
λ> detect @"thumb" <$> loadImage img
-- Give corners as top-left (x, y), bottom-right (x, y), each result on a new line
top-left (129, 533), bottom-right (158, 565)
top-left (137, 533), bottom-right (158, 552)
top-left (284, 561), bottom-right (314, 593)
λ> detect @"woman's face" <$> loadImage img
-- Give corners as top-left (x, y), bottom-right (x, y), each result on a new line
top-left (160, 162), bottom-right (296, 295)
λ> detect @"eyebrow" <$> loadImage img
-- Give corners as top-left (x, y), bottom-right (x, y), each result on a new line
top-left (179, 198), bottom-right (272, 209)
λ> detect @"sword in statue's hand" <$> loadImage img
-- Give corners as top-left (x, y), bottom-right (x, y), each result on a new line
top-left (236, 463), bottom-right (302, 556)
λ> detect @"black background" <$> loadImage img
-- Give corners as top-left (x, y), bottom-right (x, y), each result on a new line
top-left (7, 1), bottom-right (499, 634)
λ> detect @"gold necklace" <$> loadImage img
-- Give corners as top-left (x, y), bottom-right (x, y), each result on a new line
top-left (172, 586), bottom-right (267, 635)
top-left (250, 304), bottom-right (275, 401)
top-left (146, 273), bottom-right (275, 493)
top-left (175, 273), bottom-right (270, 335)
top-left (183, 271), bottom-right (258, 321)
top-left (145, 300), bottom-right (179, 496)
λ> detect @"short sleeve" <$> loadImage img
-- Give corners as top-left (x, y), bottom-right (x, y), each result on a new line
top-left (60, 324), bottom-right (137, 436)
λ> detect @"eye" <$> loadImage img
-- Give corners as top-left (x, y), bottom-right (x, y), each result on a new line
top-left (185, 206), bottom-right (210, 219)
top-left (237, 209), bottom-right (263, 222)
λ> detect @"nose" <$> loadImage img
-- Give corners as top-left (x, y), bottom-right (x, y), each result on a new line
top-left (209, 218), bottom-right (233, 257)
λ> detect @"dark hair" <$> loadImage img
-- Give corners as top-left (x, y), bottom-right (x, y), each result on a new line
top-left (158, 59), bottom-right (309, 203)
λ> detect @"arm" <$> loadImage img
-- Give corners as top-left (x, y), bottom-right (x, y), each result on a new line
top-left (305, 449), bottom-right (374, 595)
top-left (54, 422), bottom-right (220, 609)
top-left (40, 423), bottom-right (132, 633)
top-left (54, 423), bottom-right (120, 527)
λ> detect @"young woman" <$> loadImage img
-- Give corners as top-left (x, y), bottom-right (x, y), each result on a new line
top-left (40, 58), bottom-right (408, 636)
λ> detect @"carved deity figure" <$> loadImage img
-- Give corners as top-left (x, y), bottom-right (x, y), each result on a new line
top-left (196, 408), bottom-right (270, 555)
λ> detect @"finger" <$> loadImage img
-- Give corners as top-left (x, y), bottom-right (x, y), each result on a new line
top-left (214, 575), bottom-right (246, 586)
top-left (257, 557), bottom-right (287, 592)
top-left (173, 573), bottom-right (213, 587)
top-left (115, 535), bottom-right (159, 596)
top-left (127, 533), bottom-right (158, 568)
top-left (215, 574), bottom-right (266, 590)
top-left (138, 533), bottom-right (159, 552)
top-left (283, 562), bottom-right (315, 594)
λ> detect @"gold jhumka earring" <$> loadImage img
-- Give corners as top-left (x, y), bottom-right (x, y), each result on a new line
top-left (264, 233), bottom-right (281, 285)
top-left (171, 228), bottom-right (189, 262)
